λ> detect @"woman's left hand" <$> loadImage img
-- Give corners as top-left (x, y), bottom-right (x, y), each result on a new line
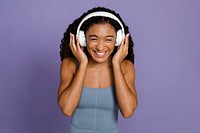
top-left (112, 34), bottom-right (129, 65)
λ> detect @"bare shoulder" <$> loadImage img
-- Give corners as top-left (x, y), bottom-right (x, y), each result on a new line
top-left (60, 58), bottom-right (77, 77)
top-left (121, 60), bottom-right (135, 74)
top-left (61, 58), bottom-right (76, 69)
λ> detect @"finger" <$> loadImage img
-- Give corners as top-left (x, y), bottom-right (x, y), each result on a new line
top-left (81, 47), bottom-right (84, 51)
top-left (70, 33), bottom-right (77, 51)
top-left (76, 37), bottom-right (81, 51)
top-left (122, 36), bottom-right (125, 45)
top-left (124, 34), bottom-right (129, 50)
top-left (125, 34), bottom-right (129, 44)
top-left (124, 34), bottom-right (129, 46)
top-left (69, 33), bottom-right (73, 50)
top-left (119, 37), bottom-right (125, 50)
top-left (117, 45), bottom-right (121, 51)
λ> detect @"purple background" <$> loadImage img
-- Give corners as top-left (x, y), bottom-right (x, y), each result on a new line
top-left (1, 0), bottom-right (200, 133)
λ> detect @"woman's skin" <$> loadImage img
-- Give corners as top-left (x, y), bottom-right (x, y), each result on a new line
top-left (57, 23), bottom-right (138, 118)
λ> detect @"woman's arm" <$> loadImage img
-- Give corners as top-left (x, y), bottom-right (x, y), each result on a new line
top-left (112, 34), bottom-right (138, 118)
top-left (57, 34), bottom-right (88, 116)
top-left (112, 60), bottom-right (138, 118)
top-left (57, 58), bottom-right (87, 116)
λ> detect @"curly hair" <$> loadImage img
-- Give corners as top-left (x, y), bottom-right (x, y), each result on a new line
top-left (60, 7), bottom-right (135, 64)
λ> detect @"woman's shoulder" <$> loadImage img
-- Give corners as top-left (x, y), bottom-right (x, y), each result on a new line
top-left (122, 60), bottom-right (134, 66)
top-left (121, 60), bottom-right (134, 73)
top-left (61, 58), bottom-right (77, 73)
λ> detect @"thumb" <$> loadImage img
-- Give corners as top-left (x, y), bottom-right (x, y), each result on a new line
top-left (117, 45), bottom-right (121, 50)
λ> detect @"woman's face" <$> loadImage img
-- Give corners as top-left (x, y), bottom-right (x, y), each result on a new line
top-left (86, 23), bottom-right (116, 63)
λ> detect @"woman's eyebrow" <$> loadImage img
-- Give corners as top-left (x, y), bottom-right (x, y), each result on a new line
top-left (88, 35), bottom-right (114, 38)
top-left (89, 35), bottom-right (98, 38)
top-left (105, 35), bottom-right (114, 38)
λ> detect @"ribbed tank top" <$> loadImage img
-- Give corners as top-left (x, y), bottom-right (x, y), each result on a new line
top-left (69, 86), bottom-right (118, 133)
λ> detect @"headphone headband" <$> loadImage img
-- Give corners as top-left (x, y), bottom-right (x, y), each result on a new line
top-left (76, 11), bottom-right (125, 46)
top-left (76, 11), bottom-right (125, 37)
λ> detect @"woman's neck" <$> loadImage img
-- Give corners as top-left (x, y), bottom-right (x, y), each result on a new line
top-left (88, 56), bottom-right (112, 69)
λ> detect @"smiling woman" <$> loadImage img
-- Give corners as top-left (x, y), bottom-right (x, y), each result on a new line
top-left (58, 7), bottom-right (138, 133)
top-left (86, 24), bottom-right (116, 63)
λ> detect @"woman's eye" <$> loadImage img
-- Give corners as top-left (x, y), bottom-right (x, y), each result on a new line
top-left (90, 38), bottom-right (97, 41)
top-left (105, 39), bottom-right (113, 42)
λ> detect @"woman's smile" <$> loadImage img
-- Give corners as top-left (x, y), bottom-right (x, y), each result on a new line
top-left (94, 51), bottom-right (107, 57)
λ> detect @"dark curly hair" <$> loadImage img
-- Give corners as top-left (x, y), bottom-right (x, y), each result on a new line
top-left (60, 7), bottom-right (135, 64)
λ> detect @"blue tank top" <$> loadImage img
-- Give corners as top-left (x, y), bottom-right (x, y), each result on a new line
top-left (69, 86), bottom-right (118, 133)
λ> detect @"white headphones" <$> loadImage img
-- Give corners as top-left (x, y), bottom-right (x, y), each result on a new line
top-left (76, 11), bottom-right (125, 46)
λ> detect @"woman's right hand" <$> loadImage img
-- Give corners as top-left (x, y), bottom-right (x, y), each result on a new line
top-left (69, 33), bottom-right (88, 65)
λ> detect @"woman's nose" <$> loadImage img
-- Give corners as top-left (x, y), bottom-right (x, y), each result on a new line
top-left (96, 40), bottom-right (104, 50)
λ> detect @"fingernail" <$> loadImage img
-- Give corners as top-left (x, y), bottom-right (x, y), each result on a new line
top-left (70, 33), bottom-right (74, 36)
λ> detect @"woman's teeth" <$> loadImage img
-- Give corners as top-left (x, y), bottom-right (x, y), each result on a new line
top-left (95, 52), bottom-right (106, 56)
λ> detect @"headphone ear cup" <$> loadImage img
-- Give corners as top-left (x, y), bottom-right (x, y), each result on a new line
top-left (78, 30), bottom-right (86, 46)
top-left (115, 30), bottom-right (124, 46)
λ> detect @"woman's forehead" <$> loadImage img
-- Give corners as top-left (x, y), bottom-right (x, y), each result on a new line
top-left (86, 24), bottom-right (116, 35)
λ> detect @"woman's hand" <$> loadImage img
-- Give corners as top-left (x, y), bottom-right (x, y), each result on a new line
top-left (69, 33), bottom-right (88, 65)
top-left (112, 34), bottom-right (129, 65)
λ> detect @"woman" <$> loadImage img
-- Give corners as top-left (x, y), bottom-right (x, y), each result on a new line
top-left (58, 7), bottom-right (138, 133)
